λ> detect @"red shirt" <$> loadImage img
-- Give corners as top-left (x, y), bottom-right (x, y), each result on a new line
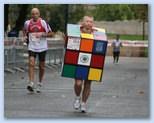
top-left (28, 18), bottom-right (46, 33)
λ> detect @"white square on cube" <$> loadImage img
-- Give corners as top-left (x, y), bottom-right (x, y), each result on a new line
top-left (78, 52), bottom-right (92, 66)
top-left (67, 37), bottom-right (81, 50)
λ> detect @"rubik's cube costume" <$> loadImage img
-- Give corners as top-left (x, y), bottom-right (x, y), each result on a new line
top-left (61, 24), bottom-right (108, 82)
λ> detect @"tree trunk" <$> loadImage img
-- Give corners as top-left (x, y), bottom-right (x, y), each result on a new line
top-left (64, 4), bottom-right (69, 34)
top-left (14, 4), bottom-right (29, 32)
top-left (4, 4), bottom-right (9, 32)
top-left (142, 21), bottom-right (145, 40)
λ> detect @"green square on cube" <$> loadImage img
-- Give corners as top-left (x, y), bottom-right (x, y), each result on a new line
top-left (62, 64), bottom-right (76, 78)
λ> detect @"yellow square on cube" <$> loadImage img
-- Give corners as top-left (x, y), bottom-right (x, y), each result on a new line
top-left (81, 33), bottom-right (94, 39)
top-left (88, 68), bottom-right (102, 81)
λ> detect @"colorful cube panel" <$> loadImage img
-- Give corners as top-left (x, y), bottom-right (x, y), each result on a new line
top-left (64, 50), bottom-right (79, 65)
top-left (93, 27), bottom-right (106, 33)
top-left (88, 68), bottom-right (103, 81)
top-left (67, 37), bottom-right (81, 50)
top-left (94, 31), bottom-right (107, 40)
top-left (80, 38), bottom-right (94, 52)
top-left (93, 40), bottom-right (107, 55)
top-left (67, 24), bottom-right (81, 37)
top-left (62, 65), bottom-right (76, 78)
top-left (81, 33), bottom-right (94, 39)
top-left (91, 55), bottom-right (105, 68)
top-left (78, 52), bottom-right (92, 66)
top-left (75, 66), bottom-right (89, 80)
top-left (61, 24), bottom-right (108, 82)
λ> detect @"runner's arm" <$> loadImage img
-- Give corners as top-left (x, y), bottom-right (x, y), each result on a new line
top-left (22, 21), bottom-right (29, 43)
top-left (42, 31), bottom-right (55, 37)
top-left (41, 20), bottom-right (55, 37)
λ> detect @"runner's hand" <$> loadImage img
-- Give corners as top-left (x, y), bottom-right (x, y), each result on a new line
top-left (23, 36), bottom-right (28, 42)
top-left (41, 33), bottom-right (47, 37)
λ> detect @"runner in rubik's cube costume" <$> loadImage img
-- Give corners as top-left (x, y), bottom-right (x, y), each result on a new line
top-left (62, 16), bottom-right (108, 113)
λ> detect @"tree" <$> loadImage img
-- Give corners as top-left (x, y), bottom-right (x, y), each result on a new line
top-left (131, 4), bottom-right (148, 40)
top-left (48, 5), bottom-right (66, 32)
top-left (13, 4), bottom-right (29, 32)
top-left (4, 4), bottom-right (9, 32)
top-left (64, 4), bottom-right (69, 33)
top-left (6, 4), bottom-right (148, 35)
top-left (48, 4), bottom-right (85, 32)
top-left (93, 4), bottom-right (135, 21)
top-left (68, 4), bottom-right (85, 23)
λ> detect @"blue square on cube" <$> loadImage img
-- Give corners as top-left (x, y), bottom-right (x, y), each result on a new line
top-left (93, 40), bottom-right (108, 55)
top-left (75, 66), bottom-right (89, 80)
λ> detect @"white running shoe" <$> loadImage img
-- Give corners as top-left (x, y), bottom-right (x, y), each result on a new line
top-left (36, 82), bottom-right (42, 93)
top-left (73, 97), bottom-right (81, 110)
top-left (27, 82), bottom-right (34, 92)
top-left (80, 102), bottom-right (86, 113)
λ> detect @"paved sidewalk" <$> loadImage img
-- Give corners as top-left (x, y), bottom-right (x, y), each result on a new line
top-left (4, 56), bottom-right (149, 118)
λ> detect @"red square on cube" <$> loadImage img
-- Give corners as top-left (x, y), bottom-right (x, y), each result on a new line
top-left (64, 50), bottom-right (79, 65)
top-left (91, 55), bottom-right (105, 68)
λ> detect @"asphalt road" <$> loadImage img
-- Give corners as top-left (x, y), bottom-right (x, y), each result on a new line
top-left (4, 56), bottom-right (149, 119)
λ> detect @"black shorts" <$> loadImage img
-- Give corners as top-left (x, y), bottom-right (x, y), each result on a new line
top-left (28, 51), bottom-right (47, 62)
top-left (113, 51), bottom-right (120, 57)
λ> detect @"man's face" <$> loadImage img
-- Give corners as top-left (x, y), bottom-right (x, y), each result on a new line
top-left (31, 10), bottom-right (40, 21)
top-left (82, 17), bottom-right (94, 29)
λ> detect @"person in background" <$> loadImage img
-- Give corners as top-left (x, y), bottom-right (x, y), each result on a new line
top-left (112, 34), bottom-right (122, 64)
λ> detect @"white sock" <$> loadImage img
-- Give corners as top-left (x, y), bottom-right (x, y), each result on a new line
top-left (37, 82), bottom-right (42, 86)
top-left (75, 96), bottom-right (80, 100)
top-left (28, 81), bottom-right (34, 86)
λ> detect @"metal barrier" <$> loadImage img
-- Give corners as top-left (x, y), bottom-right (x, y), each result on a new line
top-left (45, 38), bottom-right (64, 72)
top-left (4, 37), bottom-right (26, 73)
top-left (4, 37), bottom-right (65, 74)
top-left (5, 37), bottom-right (147, 74)
top-left (107, 40), bottom-right (148, 57)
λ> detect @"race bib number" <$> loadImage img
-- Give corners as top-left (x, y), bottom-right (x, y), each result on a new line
top-left (29, 32), bottom-right (46, 42)
top-left (28, 32), bottom-right (47, 52)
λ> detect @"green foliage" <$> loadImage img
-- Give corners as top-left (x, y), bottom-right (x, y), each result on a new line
top-left (48, 5), bottom-right (66, 32)
top-left (68, 5), bottom-right (86, 23)
top-left (27, 5), bottom-right (85, 32)
top-left (129, 4), bottom-right (148, 22)
top-left (93, 4), bottom-right (135, 21)
top-left (6, 4), bottom-right (148, 32)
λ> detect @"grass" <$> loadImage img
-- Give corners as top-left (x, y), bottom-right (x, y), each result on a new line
top-left (107, 33), bottom-right (148, 41)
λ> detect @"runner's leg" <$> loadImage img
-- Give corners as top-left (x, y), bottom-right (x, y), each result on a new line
top-left (38, 51), bottom-right (46, 83)
top-left (113, 52), bottom-right (116, 63)
top-left (73, 79), bottom-right (83, 109)
top-left (28, 51), bottom-right (36, 83)
top-left (74, 79), bottom-right (82, 96)
top-left (36, 51), bottom-right (46, 93)
top-left (81, 80), bottom-right (92, 112)
top-left (82, 80), bottom-right (91, 103)
top-left (27, 51), bottom-right (36, 92)
top-left (116, 52), bottom-right (120, 63)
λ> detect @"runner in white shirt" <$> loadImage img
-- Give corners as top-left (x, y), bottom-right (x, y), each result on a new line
top-left (112, 35), bottom-right (122, 64)
top-left (23, 8), bottom-right (54, 93)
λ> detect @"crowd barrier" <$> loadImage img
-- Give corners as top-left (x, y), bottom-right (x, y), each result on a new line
top-left (107, 40), bottom-right (148, 57)
top-left (4, 37), bottom-right (148, 74)
top-left (4, 37), bottom-right (65, 74)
